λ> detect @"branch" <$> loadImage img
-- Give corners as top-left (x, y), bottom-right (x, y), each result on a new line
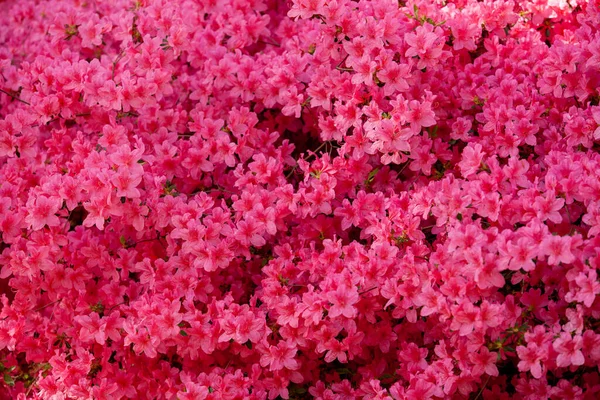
top-left (32, 298), bottom-right (62, 312)
top-left (257, 38), bottom-right (281, 48)
top-left (0, 88), bottom-right (30, 105)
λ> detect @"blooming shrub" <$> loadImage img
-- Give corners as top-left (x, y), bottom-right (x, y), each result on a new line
top-left (1, 0), bottom-right (600, 398)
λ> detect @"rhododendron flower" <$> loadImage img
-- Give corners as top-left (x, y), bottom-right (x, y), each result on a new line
top-left (288, 0), bottom-right (325, 19)
top-left (553, 333), bottom-right (584, 367)
top-left (568, 270), bottom-right (600, 307)
top-left (507, 237), bottom-right (537, 271)
top-left (406, 99), bottom-right (436, 131)
top-left (233, 312), bottom-right (265, 344)
top-left (450, 301), bottom-right (479, 336)
top-left (517, 345), bottom-right (546, 379)
top-left (74, 312), bottom-right (107, 345)
top-left (470, 348), bottom-right (499, 377)
top-left (25, 195), bottom-right (61, 230)
top-left (124, 326), bottom-right (160, 358)
top-left (326, 284), bottom-right (359, 319)
top-left (1, 0), bottom-right (600, 398)
top-left (259, 340), bottom-right (299, 371)
top-left (449, 17), bottom-right (479, 51)
top-left (459, 143), bottom-right (484, 178)
top-left (592, 107), bottom-right (600, 139)
top-left (111, 169), bottom-right (143, 198)
top-left (404, 24), bottom-right (446, 69)
top-left (540, 235), bottom-right (575, 265)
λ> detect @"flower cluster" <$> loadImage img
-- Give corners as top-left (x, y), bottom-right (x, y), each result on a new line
top-left (1, 0), bottom-right (600, 399)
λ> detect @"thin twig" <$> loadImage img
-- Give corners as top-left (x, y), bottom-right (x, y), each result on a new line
top-left (359, 286), bottom-right (378, 295)
top-left (32, 298), bottom-right (62, 312)
top-left (112, 43), bottom-right (142, 81)
top-left (134, 237), bottom-right (160, 245)
top-left (0, 88), bottom-right (30, 105)
top-left (46, 112), bottom-right (91, 125)
top-left (25, 378), bottom-right (38, 398)
top-left (257, 38), bottom-right (280, 48)
top-left (397, 161), bottom-right (410, 175)
top-left (305, 142), bottom-right (327, 160)
top-left (285, 166), bottom-right (297, 179)
top-left (112, 50), bottom-right (126, 80)
top-left (473, 375), bottom-right (491, 400)
top-left (109, 301), bottom-right (126, 312)
top-left (336, 55), bottom-right (349, 69)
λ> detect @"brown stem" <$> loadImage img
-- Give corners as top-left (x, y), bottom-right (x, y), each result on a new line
top-left (32, 298), bottom-right (62, 312)
top-left (257, 38), bottom-right (281, 48)
top-left (359, 286), bottom-right (378, 295)
top-left (0, 88), bottom-right (30, 105)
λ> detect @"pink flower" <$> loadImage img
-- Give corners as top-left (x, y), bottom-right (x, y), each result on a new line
top-left (3, 1), bottom-right (600, 398)
top-left (540, 235), bottom-right (575, 266)
top-left (458, 143), bottom-right (484, 178)
top-left (507, 237), bottom-right (537, 271)
top-left (378, 62), bottom-right (410, 95)
top-left (533, 192), bottom-right (564, 224)
top-left (570, 270), bottom-right (600, 307)
top-left (406, 99), bottom-right (436, 131)
top-left (260, 340), bottom-right (299, 371)
top-left (469, 347), bottom-right (499, 377)
top-left (79, 20), bottom-right (103, 49)
top-left (280, 86), bottom-right (304, 118)
top-left (326, 284), bottom-right (359, 319)
top-left (236, 218), bottom-right (266, 247)
top-left (349, 56), bottom-right (377, 86)
top-left (111, 169), bottom-right (142, 198)
top-left (553, 333), bottom-right (584, 367)
top-left (517, 345), bottom-right (546, 379)
top-left (398, 343), bottom-right (428, 371)
top-left (74, 312), bottom-right (107, 345)
top-left (449, 17), bottom-right (479, 51)
top-left (450, 302), bottom-right (479, 336)
top-left (404, 24), bottom-right (446, 69)
top-left (83, 198), bottom-right (111, 230)
top-left (124, 324), bottom-right (159, 358)
top-left (592, 107), bottom-right (600, 139)
top-left (234, 312), bottom-right (265, 344)
top-left (288, 0), bottom-right (326, 19)
top-left (404, 378), bottom-right (437, 400)
top-left (473, 254), bottom-right (505, 289)
top-left (25, 195), bottom-right (61, 230)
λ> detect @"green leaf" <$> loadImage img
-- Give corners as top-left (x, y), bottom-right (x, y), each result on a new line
top-left (367, 168), bottom-right (379, 184)
top-left (179, 330), bottom-right (188, 337)
top-left (3, 373), bottom-right (15, 387)
top-left (336, 367), bottom-right (353, 375)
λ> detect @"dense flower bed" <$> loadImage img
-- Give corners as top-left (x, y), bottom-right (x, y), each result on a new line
top-left (1, 0), bottom-right (600, 398)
